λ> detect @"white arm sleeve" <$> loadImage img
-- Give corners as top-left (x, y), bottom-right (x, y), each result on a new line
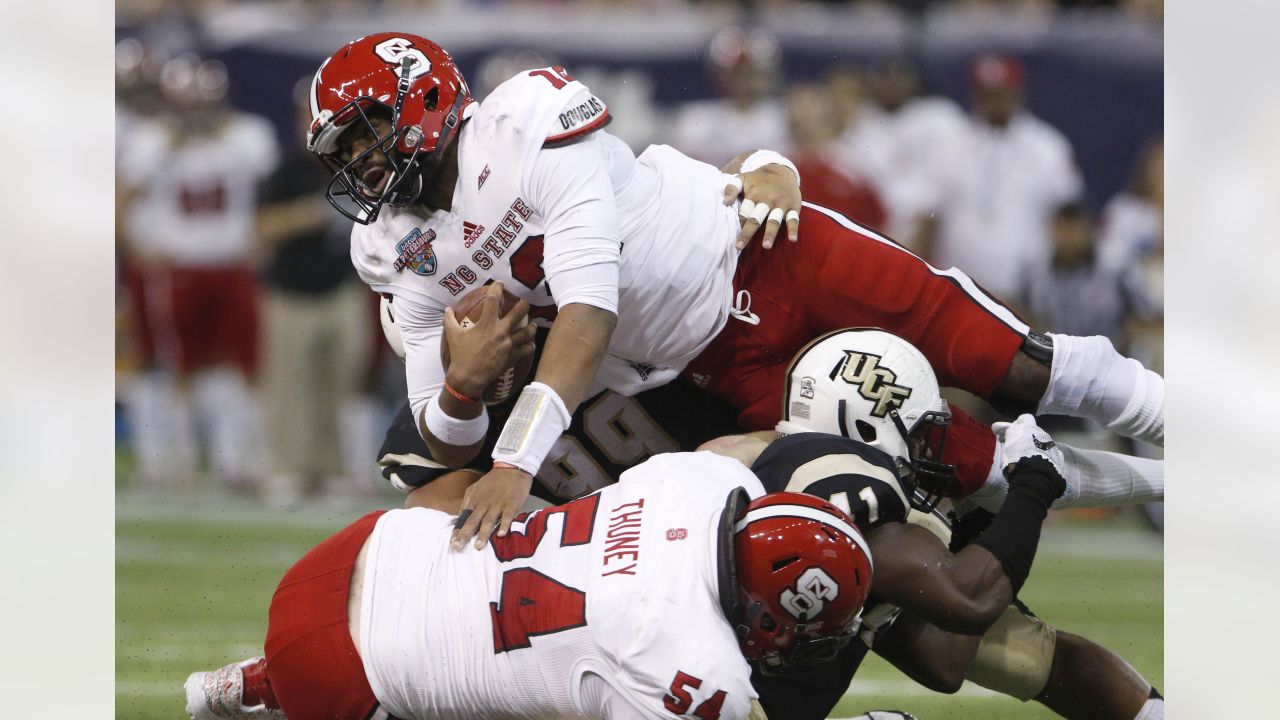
top-left (393, 292), bottom-right (447, 433)
top-left (525, 133), bottom-right (621, 314)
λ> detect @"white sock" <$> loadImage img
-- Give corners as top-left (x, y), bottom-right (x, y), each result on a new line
top-left (193, 368), bottom-right (260, 483)
top-left (965, 440), bottom-right (1010, 513)
top-left (1052, 444), bottom-right (1164, 509)
top-left (168, 387), bottom-right (200, 487)
top-left (962, 439), bottom-right (1162, 511)
top-left (1039, 334), bottom-right (1164, 446)
top-left (121, 371), bottom-right (174, 484)
top-left (1133, 696), bottom-right (1163, 720)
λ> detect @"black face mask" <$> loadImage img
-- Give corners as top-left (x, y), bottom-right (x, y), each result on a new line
top-left (753, 626), bottom-right (856, 677)
top-left (890, 408), bottom-right (956, 514)
top-left (315, 106), bottom-right (429, 225)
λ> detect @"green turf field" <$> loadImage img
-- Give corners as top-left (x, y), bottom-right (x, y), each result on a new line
top-left (117, 489), bottom-right (1162, 720)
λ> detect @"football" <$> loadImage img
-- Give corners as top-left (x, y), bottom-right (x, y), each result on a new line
top-left (442, 284), bottom-right (534, 405)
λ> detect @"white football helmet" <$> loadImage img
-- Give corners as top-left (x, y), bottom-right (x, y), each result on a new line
top-left (778, 328), bottom-right (955, 510)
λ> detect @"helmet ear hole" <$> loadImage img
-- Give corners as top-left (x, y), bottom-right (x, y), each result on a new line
top-left (854, 419), bottom-right (877, 444)
top-left (423, 86), bottom-right (439, 111)
top-left (760, 613), bottom-right (777, 632)
top-left (771, 556), bottom-right (799, 573)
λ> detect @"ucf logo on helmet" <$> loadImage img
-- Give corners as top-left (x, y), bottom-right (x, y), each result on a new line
top-left (830, 351), bottom-right (912, 418)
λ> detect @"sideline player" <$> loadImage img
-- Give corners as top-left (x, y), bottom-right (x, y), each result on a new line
top-left (306, 33), bottom-right (1164, 548)
top-left (707, 329), bottom-right (1164, 720)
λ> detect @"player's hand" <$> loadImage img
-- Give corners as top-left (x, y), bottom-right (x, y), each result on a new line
top-left (992, 414), bottom-right (1067, 480)
top-left (723, 164), bottom-right (802, 250)
top-left (441, 282), bottom-right (536, 397)
top-left (450, 466), bottom-right (533, 551)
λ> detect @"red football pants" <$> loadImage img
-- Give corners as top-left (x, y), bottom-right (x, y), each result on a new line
top-left (684, 204), bottom-right (1031, 496)
top-left (155, 265), bottom-right (262, 379)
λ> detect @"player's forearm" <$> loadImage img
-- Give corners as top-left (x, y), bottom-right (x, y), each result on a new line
top-left (533, 302), bottom-right (617, 414)
top-left (873, 610), bottom-right (981, 694)
top-left (872, 524), bottom-right (1012, 635)
top-left (419, 394), bottom-right (485, 469)
top-left (419, 367), bottom-right (490, 468)
top-left (968, 458), bottom-right (1063, 596)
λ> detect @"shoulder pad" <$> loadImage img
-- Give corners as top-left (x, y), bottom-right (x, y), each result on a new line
top-left (470, 66), bottom-right (611, 154)
top-left (502, 66), bottom-right (610, 147)
top-left (751, 433), bottom-right (911, 530)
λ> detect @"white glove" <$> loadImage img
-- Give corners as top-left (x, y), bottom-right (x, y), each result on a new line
top-left (849, 712), bottom-right (919, 720)
top-left (991, 414), bottom-right (1066, 478)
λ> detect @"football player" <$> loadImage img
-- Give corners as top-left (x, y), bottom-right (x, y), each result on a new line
top-left (117, 53), bottom-right (280, 488)
top-left (706, 329), bottom-right (1164, 720)
top-left (186, 451), bottom-right (871, 719)
top-left (186, 413), bottom-right (1077, 720)
top-left (305, 33), bottom-right (1164, 550)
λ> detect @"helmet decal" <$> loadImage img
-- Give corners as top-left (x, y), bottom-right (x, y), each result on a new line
top-left (779, 567), bottom-right (839, 621)
top-left (830, 350), bottom-right (913, 418)
top-left (372, 37), bottom-right (432, 78)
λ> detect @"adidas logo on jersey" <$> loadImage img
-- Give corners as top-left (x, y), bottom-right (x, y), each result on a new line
top-left (463, 221), bottom-right (485, 249)
top-left (630, 362), bottom-right (655, 382)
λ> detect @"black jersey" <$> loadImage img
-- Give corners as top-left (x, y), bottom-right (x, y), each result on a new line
top-left (378, 376), bottom-right (743, 503)
top-left (750, 432), bottom-right (912, 532)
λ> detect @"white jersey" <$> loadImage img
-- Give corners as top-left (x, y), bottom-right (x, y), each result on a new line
top-left (358, 451), bottom-right (765, 720)
top-left (350, 69), bottom-right (741, 418)
top-left (118, 113), bottom-right (280, 266)
top-left (925, 111), bottom-right (1082, 299)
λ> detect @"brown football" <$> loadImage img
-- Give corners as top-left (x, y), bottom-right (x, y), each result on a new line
top-left (441, 284), bottom-right (534, 405)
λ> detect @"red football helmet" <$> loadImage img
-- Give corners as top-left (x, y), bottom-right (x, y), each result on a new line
top-left (727, 491), bottom-right (873, 674)
top-left (307, 32), bottom-right (473, 224)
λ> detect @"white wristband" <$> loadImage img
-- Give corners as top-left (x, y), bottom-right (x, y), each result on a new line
top-left (740, 149), bottom-right (800, 189)
top-left (492, 381), bottom-right (572, 475)
top-left (423, 392), bottom-right (490, 447)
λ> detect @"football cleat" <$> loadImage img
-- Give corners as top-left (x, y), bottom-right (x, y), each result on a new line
top-left (184, 656), bottom-right (286, 720)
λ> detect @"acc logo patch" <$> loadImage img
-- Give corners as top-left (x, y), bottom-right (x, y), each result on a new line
top-left (393, 228), bottom-right (437, 276)
top-left (830, 351), bottom-right (912, 418)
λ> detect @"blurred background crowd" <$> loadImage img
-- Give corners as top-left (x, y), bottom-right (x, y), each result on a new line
top-left (114, 0), bottom-right (1163, 518)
